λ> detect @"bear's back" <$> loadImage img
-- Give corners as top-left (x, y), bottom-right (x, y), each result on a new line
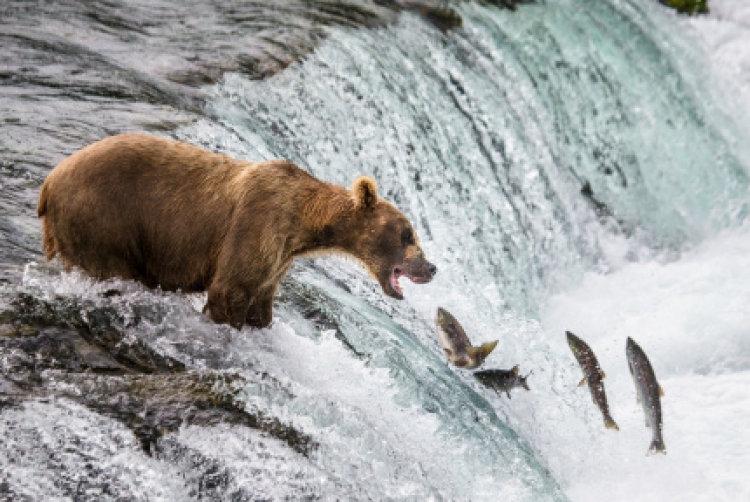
top-left (40, 134), bottom-right (262, 289)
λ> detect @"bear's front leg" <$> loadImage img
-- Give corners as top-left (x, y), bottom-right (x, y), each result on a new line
top-left (205, 285), bottom-right (252, 330)
top-left (246, 288), bottom-right (275, 328)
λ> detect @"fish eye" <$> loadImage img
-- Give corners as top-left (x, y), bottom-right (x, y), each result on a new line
top-left (401, 227), bottom-right (415, 247)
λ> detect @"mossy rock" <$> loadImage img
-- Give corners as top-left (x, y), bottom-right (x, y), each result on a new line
top-left (660, 0), bottom-right (709, 15)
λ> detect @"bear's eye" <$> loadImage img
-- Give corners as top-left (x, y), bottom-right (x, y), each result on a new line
top-left (401, 228), bottom-right (415, 247)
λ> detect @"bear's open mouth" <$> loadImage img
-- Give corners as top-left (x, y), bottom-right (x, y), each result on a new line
top-left (390, 268), bottom-right (405, 298)
top-left (386, 265), bottom-right (433, 300)
top-left (390, 267), bottom-right (429, 299)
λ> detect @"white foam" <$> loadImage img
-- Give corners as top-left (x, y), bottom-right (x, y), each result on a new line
top-left (0, 400), bottom-right (191, 501)
top-left (689, 0), bottom-right (750, 117)
top-left (541, 224), bottom-right (750, 500)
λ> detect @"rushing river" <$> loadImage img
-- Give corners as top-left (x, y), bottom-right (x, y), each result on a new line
top-left (2, 0), bottom-right (749, 500)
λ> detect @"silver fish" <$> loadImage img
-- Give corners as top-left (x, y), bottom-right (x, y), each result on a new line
top-left (435, 307), bottom-right (498, 369)
top-left (566, 331), bottom-right (619, 431)
top-left (474, 365), bottom-right (531, 398)
top-left (626, 337), bottom-right (666, 455)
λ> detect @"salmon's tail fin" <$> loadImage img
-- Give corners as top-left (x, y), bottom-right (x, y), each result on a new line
top-left (521, 371), bottom-right (532, 391)
top-left (467, 340), bottom-right (499, 362)
top-left (647, 438), bottom-right (667, 455)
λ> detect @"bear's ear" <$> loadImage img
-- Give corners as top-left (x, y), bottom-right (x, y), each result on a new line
top-left (352, 176), bottom-right (378, 209)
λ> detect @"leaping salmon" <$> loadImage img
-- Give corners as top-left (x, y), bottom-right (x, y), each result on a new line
top-left (626, 337), bottom-right (666, 455)
top-left (566, 331), bottom-right (619, 431)
top-left (435, 307), bottom-right (498, 369)
top-left (473, 365), bottom-right (531, 398)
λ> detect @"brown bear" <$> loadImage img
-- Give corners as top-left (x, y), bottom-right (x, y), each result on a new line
top-left (37, 133), bottom-right (436, 329)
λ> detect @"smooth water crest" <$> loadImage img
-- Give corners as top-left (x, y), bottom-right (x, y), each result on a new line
top-left (2, 0), bottom-right (750, 500)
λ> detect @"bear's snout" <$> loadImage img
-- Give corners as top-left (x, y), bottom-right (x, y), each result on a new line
top-left (428, 262), bottom-right (437, 277)
top-left (408, 259), bottom-right (436, 283)
top-left (398, 246), bottom-right (436, 284)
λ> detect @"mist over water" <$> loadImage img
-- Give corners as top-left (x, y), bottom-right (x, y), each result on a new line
top-left (3, 0), bottom-right (750, 500)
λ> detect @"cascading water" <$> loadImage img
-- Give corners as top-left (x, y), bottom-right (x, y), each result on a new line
top-left (3, 0), bottom-right (750, 500)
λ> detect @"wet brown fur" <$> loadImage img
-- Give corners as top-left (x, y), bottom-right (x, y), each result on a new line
top-left (38, 133), bottom-right (434, 329)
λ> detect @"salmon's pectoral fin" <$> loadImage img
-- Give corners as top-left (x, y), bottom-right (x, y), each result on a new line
top-left (600, 370), bottom-right (606, 379)
top-left (658, 384), bottom-right (665, 397)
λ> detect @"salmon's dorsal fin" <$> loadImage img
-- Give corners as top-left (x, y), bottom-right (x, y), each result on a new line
top-left (600, 370), bottom-right (606, 379)
top-left (511, 365), bottom-right (519, 376)
top-left (658, 384), bottom-right (665, 397)
top-left (578, 377), bottom-right (587, 387)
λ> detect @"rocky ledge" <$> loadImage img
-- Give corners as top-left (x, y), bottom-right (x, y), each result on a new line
top-left (0, 292), bottom-right (315, 458)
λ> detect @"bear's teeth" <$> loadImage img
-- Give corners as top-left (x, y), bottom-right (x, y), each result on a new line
top-left (391, 270), bottom-right (403, 293)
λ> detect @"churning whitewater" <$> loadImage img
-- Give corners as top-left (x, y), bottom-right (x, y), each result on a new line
top-left (3, 0), bottom-right (750, 500)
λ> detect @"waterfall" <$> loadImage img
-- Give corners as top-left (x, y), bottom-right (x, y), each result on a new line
top-left (4, 0), bottom-right (750, 500)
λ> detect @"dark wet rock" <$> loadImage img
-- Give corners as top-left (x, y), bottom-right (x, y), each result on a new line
top-left (405, 3), bottom-right (463, 32)
top-left (54, 371), bottom-right (315, 457)
top-left (1, 293), bottom-right (185, 375)
top-left (155, 434), bottom-right (328, 501)
top-left (483, 0), bottom-right (537, 11)
top-left (154, 438), bottom-right (235, 500)
top-left (0, 1), bottom-right (462, 99)
top-left (659, 0), bottom-right (709, 15)
top-left (0, 293), bottom-right (316, 459)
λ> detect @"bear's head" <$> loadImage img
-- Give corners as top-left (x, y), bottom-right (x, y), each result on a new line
top-left (348, 176), bottom-right (436, 300)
